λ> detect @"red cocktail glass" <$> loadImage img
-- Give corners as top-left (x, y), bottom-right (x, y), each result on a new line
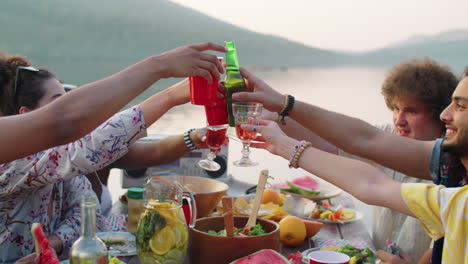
top-left (198, 124), bottom-right (228, 171)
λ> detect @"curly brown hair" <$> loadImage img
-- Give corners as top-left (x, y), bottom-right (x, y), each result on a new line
top-left (382, 58), bottom-right (458, 123)
top-left (0, 52), bottom-right (55, 115)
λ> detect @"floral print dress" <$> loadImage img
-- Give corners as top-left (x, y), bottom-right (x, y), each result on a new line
top-left (0, 106), bottom-right (146, 263)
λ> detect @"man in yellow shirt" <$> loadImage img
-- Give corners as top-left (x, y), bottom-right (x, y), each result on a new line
top-left (233, 67), bottom-right (468, 263)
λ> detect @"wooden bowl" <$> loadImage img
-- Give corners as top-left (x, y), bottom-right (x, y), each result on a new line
top-left (188, 216), bottom-right (280, 264)
top-left (151, 176), bottom-right (228, 217)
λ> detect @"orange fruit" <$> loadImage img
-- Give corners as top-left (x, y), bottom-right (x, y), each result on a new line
top-left (279, 215), bottom-right (306, 246)
top-left (302, 219), bottom-right (323, 237)
top-left (261, 189), bottom-right (281, 205)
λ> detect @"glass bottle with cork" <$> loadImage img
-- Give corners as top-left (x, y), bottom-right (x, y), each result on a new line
top-left (223, 41), bottom-right (247, 127)
top-left (70, 195), bottom-right (108, 263)
top-left (126, 187), bottom-right (144, 233)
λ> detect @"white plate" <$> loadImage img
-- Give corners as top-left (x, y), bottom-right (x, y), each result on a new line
top-left (301, 245), bottom-right (378, 264)
top-left (235, 193), bottom-right (316, 218)
top-left (97, 231), bottom-right (137, 256)
top-left (303, 208), bottom-right (363, 224)
top-left (279, 180), bottom-right (342, 201)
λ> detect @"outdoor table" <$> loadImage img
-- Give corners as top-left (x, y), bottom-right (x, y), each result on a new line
top-left (281, 192), bottom-right (375, 257)
top-left (111, 189), bottom-right (374, 264)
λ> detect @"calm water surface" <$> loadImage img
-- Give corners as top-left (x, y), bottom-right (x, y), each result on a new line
top-left (147, 66), bottom-right (390, 134)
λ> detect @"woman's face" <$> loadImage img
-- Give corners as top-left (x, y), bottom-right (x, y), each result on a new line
top-left (36, 78), bottom-right (66, 108)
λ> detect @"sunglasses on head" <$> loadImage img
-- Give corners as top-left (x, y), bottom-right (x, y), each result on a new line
top-left (13, 66), bottom-right (39, 96)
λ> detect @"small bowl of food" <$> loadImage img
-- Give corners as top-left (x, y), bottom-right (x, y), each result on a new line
top-left (188, 215), bottom-right (280, 264)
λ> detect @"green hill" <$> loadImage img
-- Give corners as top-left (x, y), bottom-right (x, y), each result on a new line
top-left (0, 0), bottom-right (343, 88)
top-left (356, 30), bottom-right (468, 73)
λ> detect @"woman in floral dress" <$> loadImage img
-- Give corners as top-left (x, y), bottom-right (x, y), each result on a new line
top-left (0, 42), bottom-right (225, 164)
top-left (0, 43), bottom-right (224, 263)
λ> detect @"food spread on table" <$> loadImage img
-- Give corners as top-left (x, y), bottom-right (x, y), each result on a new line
top-left (274, 175), bottom-right (321, 196)
top-left (230, 249), bottom-right (293, 264)
top-left (108, 257), bottom-right (126, 264)
top-left (229, 195), bottom-right (290, 221)
top-left (215, 188), bottom-right (357, 226)
top-left (216, 188), bottom-right (316, 221)
top-left (119, 178), bottom-right (368, 262)
top-left (322, 244), bottom-right (377, 264)
top-left (206, 223), bottom-right (267, 237)
top-left (307, 201), bottom-right (356, 221)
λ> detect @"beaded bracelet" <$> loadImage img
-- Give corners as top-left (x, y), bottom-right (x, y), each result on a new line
top-left (288, 140), bottom-right (305, 168)
top-left (278, 94), bottom-right (295, 125)
top-left (183, 128), bottom-right (198, 151)
top-left (288, 140), bottom-right (312, 169)
top-left (292, 142), bottom-right (312, 168)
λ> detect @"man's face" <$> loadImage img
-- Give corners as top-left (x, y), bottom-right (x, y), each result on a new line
top-left (392, 97), bottom-right (442, 140)
top-left (441, 77), bottom-right (468, 156)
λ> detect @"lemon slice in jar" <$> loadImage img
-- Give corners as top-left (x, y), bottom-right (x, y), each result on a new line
top-left (149, 226), bottom-right (176, 255)
top-left (173, 224), bottom-right (188, 248)
top-left (154, 202), bottom-right (177, 225)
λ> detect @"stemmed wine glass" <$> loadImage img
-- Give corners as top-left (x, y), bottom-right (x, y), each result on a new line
top-left (198, 124), bottom-right (228, 171)
top-left (232, 102), bottom-right (263, 167)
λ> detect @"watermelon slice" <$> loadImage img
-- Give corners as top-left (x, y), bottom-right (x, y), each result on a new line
top-left (229, 249), bottom-right (289, 264)
top-left (287, 251), bottom-right (303, 264)
top-left (31, 223), bottom-right (60, 264)
top-left (280, 176), bottom-right (320, 196)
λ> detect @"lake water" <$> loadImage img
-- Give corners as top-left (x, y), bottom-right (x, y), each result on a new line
top-left (109, 66), bottom-right (392, 230)
top-left (145, 66), bottom-right (391, 134)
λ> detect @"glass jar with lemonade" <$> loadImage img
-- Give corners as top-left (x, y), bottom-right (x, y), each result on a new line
top-left (136, 180), bottom-right (196, 264)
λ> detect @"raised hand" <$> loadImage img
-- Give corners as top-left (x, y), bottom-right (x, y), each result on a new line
top-left (232, 67), bottom-right (284, 112)
top-left (240, 119), bottom-right (289, 155)
top-left (156, 42), bottom-right (226, 82)
top-left (191, 127), bottom-right (209, 149)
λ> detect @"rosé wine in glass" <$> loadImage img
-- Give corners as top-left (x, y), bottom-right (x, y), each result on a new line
top-left (232, 102), bottom-right (263, 167)
top-left (235, 123), bottom-right (257, 141)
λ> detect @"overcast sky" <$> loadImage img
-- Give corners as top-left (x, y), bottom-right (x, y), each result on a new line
top-left (170, 0), bottom-right (468, 52)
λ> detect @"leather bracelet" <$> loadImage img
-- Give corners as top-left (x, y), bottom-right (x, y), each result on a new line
top-left (183, 128), bottom-right (198, 151)
top-left (278, 94), bottom-right (295, 125)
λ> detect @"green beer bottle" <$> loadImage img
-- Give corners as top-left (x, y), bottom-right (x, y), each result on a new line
top-left (224, 41), bottom-right (247, 127)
